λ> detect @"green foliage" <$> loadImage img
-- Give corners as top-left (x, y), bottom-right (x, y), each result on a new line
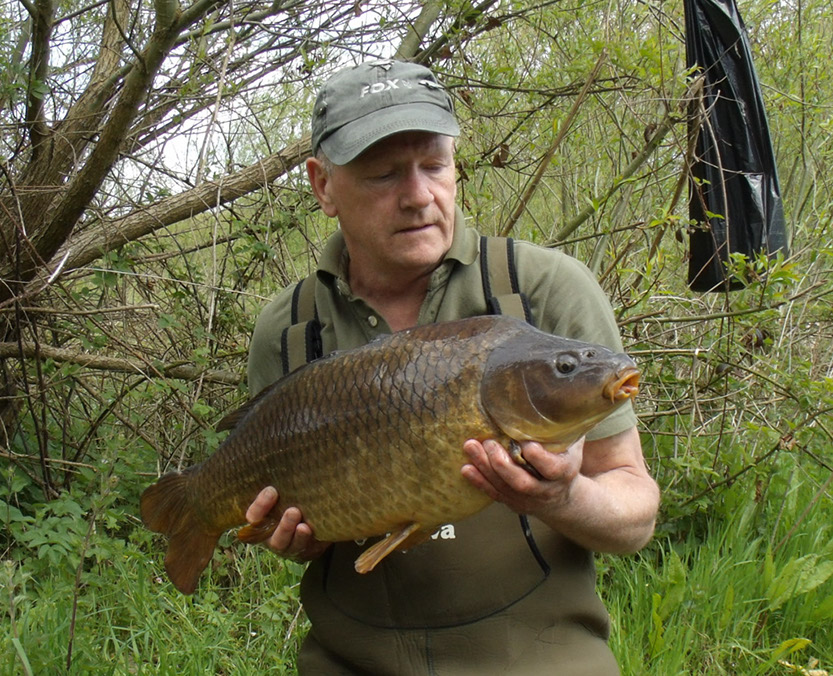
top-left (766, 549), bottom-right (833, 613)
top-left (604, 508), bottom-right (833, 673)
top-left (1, 531), bottom-right (307, 675)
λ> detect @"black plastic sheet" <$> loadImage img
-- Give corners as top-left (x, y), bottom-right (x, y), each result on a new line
top-left (685, 0), bottom-right (789, 291)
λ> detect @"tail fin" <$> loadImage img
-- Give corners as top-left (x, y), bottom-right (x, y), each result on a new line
top-left (140, 471), bottom-right (220, 595)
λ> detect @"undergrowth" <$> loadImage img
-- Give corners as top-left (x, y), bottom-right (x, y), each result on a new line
top-left (605, 484), bottom-right (833, 674)
top-left (3, 476), bottom-right (832, 674)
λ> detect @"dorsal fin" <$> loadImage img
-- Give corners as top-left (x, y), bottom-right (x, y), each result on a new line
top-left (215, 383), bottom-right (276, 432)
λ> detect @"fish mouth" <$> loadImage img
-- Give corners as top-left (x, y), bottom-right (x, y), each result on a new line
top-left (604, 367), bottom-right (640, 402)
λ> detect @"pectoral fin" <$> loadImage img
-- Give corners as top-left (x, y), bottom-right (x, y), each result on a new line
top-left (354, 522), bottom-right (429, 573)
top-left (237, 516), bottom-right (281, 544)
top-left (508, 441), bottom-right (544, 480)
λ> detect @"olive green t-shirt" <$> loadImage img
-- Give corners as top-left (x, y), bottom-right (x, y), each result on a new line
top-left (248, 213), bottom-right (637, 440)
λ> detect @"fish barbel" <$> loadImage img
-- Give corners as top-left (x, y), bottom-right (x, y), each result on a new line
top-left (140, 315), bottom-right (639, 594)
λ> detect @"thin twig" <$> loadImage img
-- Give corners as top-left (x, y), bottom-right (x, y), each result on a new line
top-left (500, 52), bottom-right (607, 237)
top-left (0, 303), bottom-right (158, 315)
top-left (196, 2), bottom-right (237, 185)
top-left (549, 79), bottom-right (705, 244)
top-left (620, 281), bottom-right (828, 326)
top-left (0, 449), bottom-right (97, 470)
top-left (66, 458), bottom-right (119, 671)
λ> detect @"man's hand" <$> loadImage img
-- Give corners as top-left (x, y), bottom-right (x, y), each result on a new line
top-left (462, 438), bottom-right (583, 516)
top-left (462, 427), bottom-right (660, 554)
top-left (245, 487), bottom-right (331, 561)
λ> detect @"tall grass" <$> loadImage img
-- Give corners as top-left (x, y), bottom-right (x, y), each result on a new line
top-left (605, 495), bottom-right (833, 674)
top-left (2, 531), bottom-right (309, 675)
top-left (4, 489), bottom-right (831, 674)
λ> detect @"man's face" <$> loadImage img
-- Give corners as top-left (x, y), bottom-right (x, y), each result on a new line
top-left (307, 131), bottom-right (457, 284)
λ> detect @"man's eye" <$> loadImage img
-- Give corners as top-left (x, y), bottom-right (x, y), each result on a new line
top-left (428, 161), bottom-right (454, 175)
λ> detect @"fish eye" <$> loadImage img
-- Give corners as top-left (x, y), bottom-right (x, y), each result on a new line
top-left (555, 354), bottom-right (578, 374)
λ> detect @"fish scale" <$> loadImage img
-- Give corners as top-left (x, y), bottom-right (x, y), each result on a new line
top-left (256, 335), bottom-right (494, 539)
top-left (140, 315), bottom-right (640, 594)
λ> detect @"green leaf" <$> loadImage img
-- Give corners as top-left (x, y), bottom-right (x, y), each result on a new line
top-left (759, 637), bottom-right (813, 674)
top-left (763, 545), bottom-right (775, 590)
top-left (718, 584), bottom-right (734, 632)
top-left (658, 549), bottom-right (687, 620)
top-left (12, 638), bottom-right (33, 676)
top-left (649, 592), bottom-right (665, 658)
top-left (29, 78), bottom-right (49, 99)
top-left (811, 593), bottom-right (833, 621)
top-left (767, 554), bottom-right (833, 611)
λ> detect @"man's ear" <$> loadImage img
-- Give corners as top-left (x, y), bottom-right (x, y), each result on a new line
top-left (306, 157), bottom-right (338, 217)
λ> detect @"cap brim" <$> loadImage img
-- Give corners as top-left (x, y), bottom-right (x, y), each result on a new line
top-left (319, 102), bottom-right (460, 165)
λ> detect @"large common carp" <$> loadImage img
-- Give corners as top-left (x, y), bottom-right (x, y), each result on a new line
top-left (141, 315), bottom-right (639, 595)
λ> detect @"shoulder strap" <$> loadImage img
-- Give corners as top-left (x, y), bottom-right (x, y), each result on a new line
top-left (480, 236), bottom-right (547, 572)
top-left (480, 236), bottom-right (534, 326)
top-left (280, 273), bottom-right (323, 376)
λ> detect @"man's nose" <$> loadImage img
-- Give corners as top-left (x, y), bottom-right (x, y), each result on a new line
top-left (399, 168), bottom-right (434, 210)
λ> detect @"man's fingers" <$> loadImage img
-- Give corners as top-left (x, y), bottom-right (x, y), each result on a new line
top-left (242, 489), bottom-right (330, 560)
top-left (246, 486), bottom-right (279, 523)
top-left (462, 439), bottom-right (519, 493)
top-left (268, 509), bottom-right (331, 560)
top-left (287, 521), bottom-right (314, 551)
top-left (264, 507), bottom-right (303, 552)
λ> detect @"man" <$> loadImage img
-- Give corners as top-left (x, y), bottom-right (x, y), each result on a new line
top-left (246, 59), bottom-right (659, 674)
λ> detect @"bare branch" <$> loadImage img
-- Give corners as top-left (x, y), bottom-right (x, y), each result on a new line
top-left (18, 0), bottom-right (37, 17)
top-left (395, 0), bottom-right (444, 60)
top-left (619, 281), bottom-right (829, 327)
top-left (25, 0), bottom-right (54, 156)
top-left (0, 340), bottom-right (241, 384)
top-left (415, 0), bottom-right (502, 64)
top-left (3, 0), bottom-right (223, 300)
top-left (36, 138), bottom-right (309, 282)
top-left (550, 89), bottom-right (690, 243)
top-left (499, 52), bottom-right (606, 237)
top-left (53, 0), bottom-right (109, 25)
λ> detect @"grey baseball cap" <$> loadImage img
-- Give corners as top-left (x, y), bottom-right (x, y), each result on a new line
top-left (311, 59), bottom-right (460, 165)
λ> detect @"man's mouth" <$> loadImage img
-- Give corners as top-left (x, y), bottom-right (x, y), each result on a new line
top-left (397, 223), bottom-right (435, 233)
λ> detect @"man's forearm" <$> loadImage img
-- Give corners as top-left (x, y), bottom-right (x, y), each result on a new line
top-left (532, 466), bottom-right (659, 554)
